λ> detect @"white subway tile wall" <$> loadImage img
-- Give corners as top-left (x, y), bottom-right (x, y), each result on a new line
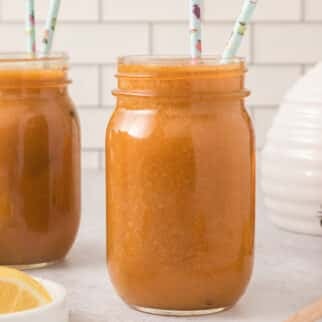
top-left (2, 0), bottom-right (100, 21)
top-left (204, 0), bottom-right (302, 21)
top-left (253, 108), bottom-right (278, 149)
top-left (0, 0), bottom-right (319, 168)
top-left (152, 23), bottom-right (250, 57)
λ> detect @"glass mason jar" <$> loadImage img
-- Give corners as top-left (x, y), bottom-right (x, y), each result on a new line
top-left (0, 53), bottom-right (81, 269)
top-left (106, 56), bottom-right (255, 315)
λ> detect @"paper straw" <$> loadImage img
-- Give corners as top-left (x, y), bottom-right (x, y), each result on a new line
top-left (222, 0), bottom-right (257, 60)
top-left (41, 0), bottom-right (61, 55)
top-left (189, 0), bottom-right (202, 59)
top-left (25, 0), bottom-right (36, 55)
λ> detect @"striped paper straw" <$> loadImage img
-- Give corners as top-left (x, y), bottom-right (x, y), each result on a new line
top-left (41, 0), bottom-right (62, 55)
top-left (189, 0), bottom-right (202, 59)
top-left (25, 0), bottom-right (36, 55)
top-left (222, 0), bottom-right (257, 60)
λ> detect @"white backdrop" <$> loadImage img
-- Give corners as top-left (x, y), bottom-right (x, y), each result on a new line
top-left (1, 0), bottom-right (320, 169)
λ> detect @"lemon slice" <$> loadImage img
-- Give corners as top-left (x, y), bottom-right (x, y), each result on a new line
top-left (0, 266), bottom-right (52, 314)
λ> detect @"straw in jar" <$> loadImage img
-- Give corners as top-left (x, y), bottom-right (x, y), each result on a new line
top-left (222, 0), bottom-right (258, 61)
top-left (41, 0), bottom-right (62, 55)
top-left (189, 0), bottom-right (202, 59)
top-left (25, 0), bottom-right (36, 55)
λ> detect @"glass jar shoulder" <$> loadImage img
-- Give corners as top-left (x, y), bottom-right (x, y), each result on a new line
top-left (106, 102), bottom-right (254, 144)
top-left (0, 90), bottom-right (79, 130)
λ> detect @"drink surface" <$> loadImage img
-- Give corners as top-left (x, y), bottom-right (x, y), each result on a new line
top-left (106, 57), bottom-right (255, 312)
top-left (0, 66), bottom-right (80, 266)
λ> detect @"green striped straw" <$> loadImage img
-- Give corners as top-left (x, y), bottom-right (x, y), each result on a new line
top-left (222, 0), bottom-right (257, 60)
top-left (189, 0), bottom-right (202, 59)
top-left (41, 0), bottom-right (61, 55)
top-left (25, 0), bottom-right (36, 55)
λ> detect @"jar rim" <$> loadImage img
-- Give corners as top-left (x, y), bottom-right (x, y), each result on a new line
top-left (0, 52), bottom-right (68, 70)
top-left (118, 55), bottom-right (244, 66)
top-left (114, 55), bottom-right (248, 100)
top-left (117, 55), bottom-right (246, 80)
top-left (0, 52), bottom-right (70, 88)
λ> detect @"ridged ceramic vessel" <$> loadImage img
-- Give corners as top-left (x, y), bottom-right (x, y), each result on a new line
top-left (262, 62), bottom-right (322, 236)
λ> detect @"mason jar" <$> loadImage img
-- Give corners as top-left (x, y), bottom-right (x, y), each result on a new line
top-left (106, 56), bottom-right (255, 315)
top-left (0, 53), bottom-right (81, 268)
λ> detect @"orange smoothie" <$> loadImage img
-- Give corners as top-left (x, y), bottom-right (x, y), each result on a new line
top-left (0, 54), bottom-right (80, 268)
top-left (106, 56), bottom-right (255, 314)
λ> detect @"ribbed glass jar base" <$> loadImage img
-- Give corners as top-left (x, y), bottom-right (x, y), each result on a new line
top-left (132, 305), bottom-right (230, 316)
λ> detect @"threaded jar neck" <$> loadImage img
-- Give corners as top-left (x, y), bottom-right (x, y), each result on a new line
top-left (0, 52), bottom-right (70, 89)
top-left (113, 56), bottom-right (249, 103)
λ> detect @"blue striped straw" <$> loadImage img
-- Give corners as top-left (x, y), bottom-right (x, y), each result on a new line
top-left (222, 0), bottom-right (257, 61)
top-left (189, 0), bottom-right (202, 59)
top-left (25, 0), bottom-right (36, 55)
top-left (41, 0), bottom-right (62, 55)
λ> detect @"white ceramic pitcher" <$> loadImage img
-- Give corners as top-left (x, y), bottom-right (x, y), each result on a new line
top-left (262, 62), bottom-right (322, 236)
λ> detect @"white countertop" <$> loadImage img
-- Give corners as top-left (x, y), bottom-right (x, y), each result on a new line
top-left (32, 170), bottom-right (322, 322)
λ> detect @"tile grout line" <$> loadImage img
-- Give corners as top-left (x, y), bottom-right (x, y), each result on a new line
top-left (148, 22), bottom-right (153, 55)
top-left (301, 0), bottom-right (306, 22)
top-left (249, 23), bottom-right (255, 64)
top-left (98, 64), bottom-right (104, 108)
top-left (250, 105), bottom-right (279, 110)
top-left (98, 0), bottom-right (104, 22)
top-left (98, 150), bottom-right (105, 170)
top-left (83, 148), bottom-right (102, 153)
top-left (71, 63), bottom-right (116, 68)
top-left (77, 105), bottom-right (116, 109)
top-left (300, 64), bottom-right (306, 76)
top-left (3, 19), bottom-right (322, 25)
top-left (300, 64), bottom-right (306, 75)
top-left (248, 62), bottom-right (309, 67)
